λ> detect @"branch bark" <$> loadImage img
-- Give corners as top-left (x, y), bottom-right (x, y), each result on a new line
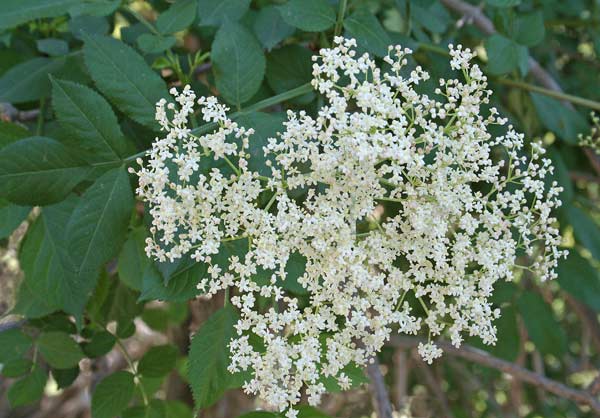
top-left (366, 357), bottom-right (394, 418)
top-left (389, 336), bottom-right (600, 415)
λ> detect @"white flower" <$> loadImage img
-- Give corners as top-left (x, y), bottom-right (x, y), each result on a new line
top-left (132, 39), bottom-right (568, 413)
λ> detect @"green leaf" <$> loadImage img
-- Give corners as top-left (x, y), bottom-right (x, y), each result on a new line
top-left (139, 262), bottom-right (203, 302)
top-left (530, 93), bottom-right (589, 144)
top-left (69, 15), bottom-right (110, 40)
top-left (484, 34), bottom-right (528, 75)
top-left (52, 366), bottom-right (80, 389)
top-left (83, 35), bottom-right (169, 128)
top-left (343, 8), bottom-right (392, 57)
top-left (68, 0), bottom-right (120, 17)
top-left (165, 400), bottom-right (193, 418)
top-left (235, 112), bottom-right (287, 176)
top-left (0, 120), bottom-right (30, 149)
top-left (320, 362), bottom-right (367, 392)
top-left (0, 198), bottom-right (30, 239)
top-left (37, 331), bottom-right (84, 369)
top-left (547, 148), bottom-right (573, 203)
top-left (138, 345), bottom-right (178, 377)
top-left (189, 305), bottom-right (241, 409)
top-left (137, 34), bottom-right (177, 54)
top-left (486, 306), bottom-right (520, 361)
top-left (0, 0), bottom-right (79, 30)
top-left (157, 0), bottom-right (197, 34)
top-left (564, 205), bottom-right (600, 261)
top-left (278, 0), bottom-right (335, 32)
top-left (37, 38), bottom-right (69, 56)
top-left (14, 196), bottom-right (96, 319)
top-left (8, 368), bottom-right (47, 408)
top-left (265, 46), bottom-right (315, 105)
top-left (296, 406), bottom-right (332, 418)
top-left (558, 251), bottom-right (600, 311)
top-left (0, 136), bottom-right (90, 206)
top-left (66, 166), bottom-right (134, 275)
top-left (197, 0), bottom-right (251, 26)
top-left (253, 6), bottom-right (295, 51)
top-left (82, 331), bottom-right (116, 358)
top-left (92, 371), bottom-right (135, 418)
top-left (51, 77), bottom-right (128, 161)
top-left (212, 21), bottom-right (266, 106)
top-left (517, 291), bottom-right (567, 356)
top-left (0, 328), bottom-right (32, 363)
top-left (118, 227), bottom-right (151, 291)
top-left (513, 12), bottom-right (545, 47)
top-left (2, 358), bottom-right (33, 378)
top-left (0, 57), bottom-right (66, 103)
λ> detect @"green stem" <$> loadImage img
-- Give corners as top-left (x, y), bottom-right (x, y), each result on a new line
top-left (116, 339), bottom-right (149, 405)
top-left (334, 0), bottom-right (348, 37)
top-left (495, 78), bottom-right (600, 112)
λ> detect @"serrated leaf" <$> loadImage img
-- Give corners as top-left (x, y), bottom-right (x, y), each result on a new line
top-left (1, 358), bottom-right (33, 378)
top-left (0, 328), bottom-right (32, 363)
top-left (118, 227), bottom-right (151, 291)
top-left (157, 0), bottom-right (197, 34)
top-left (66, 166), bottom-right (134, 275)
top-left (0, 57), bottom-right (66, 103)
top-left (139, 262), bottom-right (203, 302)
top-left (0, 198), bottom-right (30, 239)
top-left (137, 34), bottom-right (177, 54)
top-left (253, 6), bottom-right (295, 50)
top-left (37, 331), bottom-right (84, 369)
top-left (278, 0), bottom-right (335, 32)
top-left (237, 413), bottom-right (281, 418)
top-left (558, 251), bottom-right (600, 311)
top-left (0, 0), bottom-right (79, 30)
top-left (343, 8), bottom-right (392, 57)
top-left (189, 305), bottom-right (241, 409)
top-left (564, 205), bottom-right (600, 261)
top-left (69, 15), bottom-right (110, 40)
top-left (14, 196), bottom-right (98, 319)
top-left (0, 136), bottom-right (90, 205)
top-left (197, 0), bottom-right (251, 27)
top-left (517, 291), bottom-right (567, 356)
top-left (92, 371), bottom-right (135, 418)
top-left (212, 21), bottom-right (265, 106)
top-left (51, 77), bottom-right (128, 160)
top-left (265, 46), bottom-right (315, 105)
top-left (138, 345), bottom-right (178, 377)
top-left (8, 368), bottom-right (47, 408)
top-left (530, 93), bottom-right (589, 144)
top-left (484, 34), bottom-right (528, 75)
top-left (83, 35), bottom-right (169, 128)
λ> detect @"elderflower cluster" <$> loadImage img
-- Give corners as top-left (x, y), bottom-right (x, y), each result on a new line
top-left (132, 38), bottom-right (567, 416)
top-left (578, 112), bottom-right (600, 154)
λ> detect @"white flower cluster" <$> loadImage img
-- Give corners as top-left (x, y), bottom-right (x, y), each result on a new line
top-left (132, 38), bottom-right (567, 416)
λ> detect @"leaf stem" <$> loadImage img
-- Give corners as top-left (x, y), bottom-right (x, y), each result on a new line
top-left (116, 338), bottom-right (149, 406)
top-left (36, 98), bottom-right (46, 136)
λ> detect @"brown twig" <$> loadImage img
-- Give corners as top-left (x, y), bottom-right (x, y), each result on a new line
top-left (389, 336), bottom-right (600, 415)
top-left (0, 103), bottom-right (39, 122)
top-left (411, 349), bottom-right (455, 418)
top-left (366, 357), bottom-right (394, 418)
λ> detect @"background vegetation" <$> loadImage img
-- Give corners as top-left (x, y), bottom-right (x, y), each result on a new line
top-left (0, 0), bottom-right (600, 417)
